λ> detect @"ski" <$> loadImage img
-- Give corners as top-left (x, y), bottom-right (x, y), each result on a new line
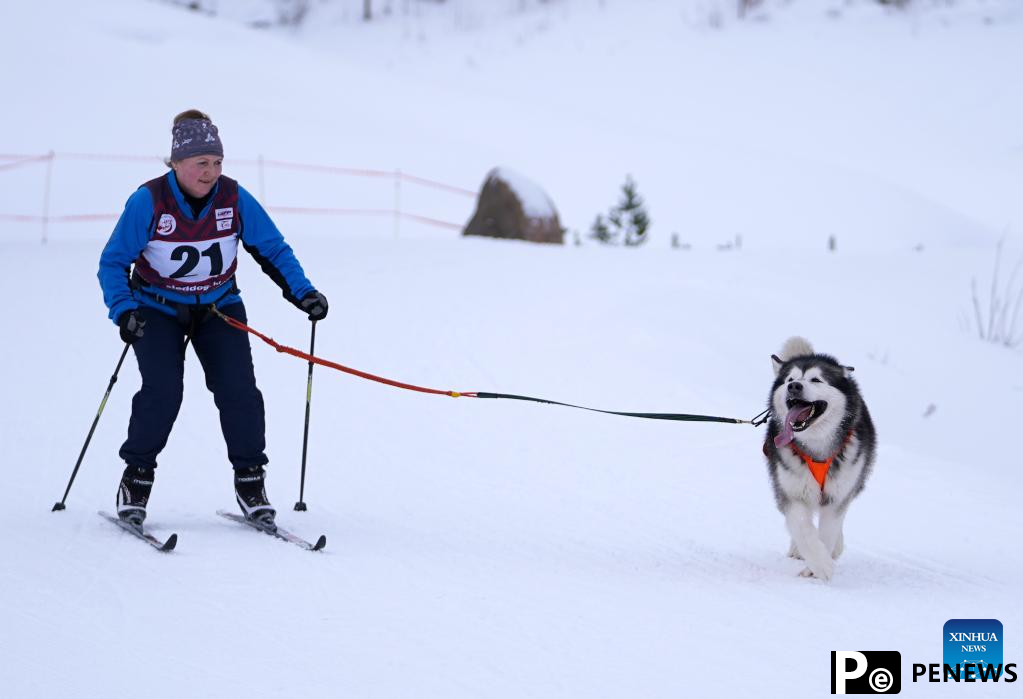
top-left (216, 509), bottom-right (326, 551)
top-left (98, 511), bottom-right (178, 552)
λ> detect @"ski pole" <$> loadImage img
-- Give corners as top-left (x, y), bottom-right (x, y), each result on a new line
top-left (294, 321), bottom-right (317, 511)
top-left (52, 343), bottom-right (131, 512)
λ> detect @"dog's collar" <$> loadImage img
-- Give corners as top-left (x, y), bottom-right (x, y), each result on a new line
top-left (788, 430), bottom-right (855, 490)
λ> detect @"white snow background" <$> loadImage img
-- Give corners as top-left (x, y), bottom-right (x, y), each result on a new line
top-left (1, 0), bottom-right (1021, 696)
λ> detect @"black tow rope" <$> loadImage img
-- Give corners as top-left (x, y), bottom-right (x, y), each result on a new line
top-left (476, 392), bottom-right (772, 426)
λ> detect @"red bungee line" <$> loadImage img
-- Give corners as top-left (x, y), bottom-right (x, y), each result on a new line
top-left (210, 307), bottom-right (477, 399)
top-left (209, 306), bottom-right (763, 426)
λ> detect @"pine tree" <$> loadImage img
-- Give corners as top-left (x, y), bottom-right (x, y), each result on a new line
top-left (617, 176), bottom-right (650, 247)
top-left (590, 214), bottom-right (612, 243)
top-left (589, 176), bottom-right (651, 246)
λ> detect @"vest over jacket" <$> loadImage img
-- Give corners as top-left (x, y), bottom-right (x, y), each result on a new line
top-left (98, 171), bottom-right (315, 324)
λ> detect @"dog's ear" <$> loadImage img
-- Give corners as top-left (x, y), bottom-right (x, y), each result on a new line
top-left (771, 354), bottom-right (784, 376)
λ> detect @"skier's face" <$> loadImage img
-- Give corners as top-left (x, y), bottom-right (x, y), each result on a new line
top-left (173, 154), bottom-right (223, 198)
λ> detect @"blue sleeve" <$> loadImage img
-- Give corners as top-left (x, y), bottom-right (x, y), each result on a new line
top-left (98, 187), bottom-right (154, 324)
top-left (237, 185), bottom-right (316, 306)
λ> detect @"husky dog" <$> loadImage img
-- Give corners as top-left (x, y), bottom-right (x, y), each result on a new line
top-left (763, 337), bottom-right (876, 581)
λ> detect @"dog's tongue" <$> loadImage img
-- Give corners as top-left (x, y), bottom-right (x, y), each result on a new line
top-left (774, 404), bottom-right (814, 448)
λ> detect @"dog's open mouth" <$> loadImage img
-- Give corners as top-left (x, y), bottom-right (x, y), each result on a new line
top-left (774, 400), bottom-right (828, 447)
top-left (786, 399), bottom-right (828, 431)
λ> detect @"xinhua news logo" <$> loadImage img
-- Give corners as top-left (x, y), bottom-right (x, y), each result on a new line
top-left (831, 651), bottom-right (901, 694)
top-left (941, 618), bottom-right (1003, 681)
top-left (910, 618), bottom-right (1017, 683)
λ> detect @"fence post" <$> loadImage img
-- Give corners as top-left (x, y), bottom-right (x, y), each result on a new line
top-left (258, 154), bottom-right (266, 203)
top-left (41, 150), bottom-right (55, 245)
top-left (394, 168), bottom-right (402, 238)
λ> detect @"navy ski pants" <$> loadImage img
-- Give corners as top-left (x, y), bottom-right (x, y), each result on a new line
top-left (119, 301), bottom-right (268, 472)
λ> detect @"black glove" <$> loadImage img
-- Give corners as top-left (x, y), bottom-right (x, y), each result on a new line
top-left (300, 291), bottom-right (328, 321)
top-left (118, 310), bottom-right (146, 344)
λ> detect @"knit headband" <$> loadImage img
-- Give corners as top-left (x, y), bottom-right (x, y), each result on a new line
top-left (170, 118), bottom-right (224, 161)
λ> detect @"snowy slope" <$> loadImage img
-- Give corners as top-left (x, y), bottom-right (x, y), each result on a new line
top-left (2, 1), bottom-right (1022, 698)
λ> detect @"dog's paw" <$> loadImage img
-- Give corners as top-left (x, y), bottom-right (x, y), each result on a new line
top-left (799, 559), bottom-right (834, 582)
top-left (831, 541), bottom-right (844, 560)
top-left (788, 541), bottom-right (804, 560)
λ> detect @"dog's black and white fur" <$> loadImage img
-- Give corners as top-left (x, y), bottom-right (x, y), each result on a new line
top-left (763, 337), bottom-right (876, 581)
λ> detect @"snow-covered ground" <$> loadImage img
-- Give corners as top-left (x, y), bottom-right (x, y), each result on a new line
top-left (1, 1), bottom-right (1021, 697)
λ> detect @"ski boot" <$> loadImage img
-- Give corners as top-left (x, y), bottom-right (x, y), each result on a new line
top-left (235, 466), bottom-right (276, 530)
top-left (116, 464), bottom-right (154, 527)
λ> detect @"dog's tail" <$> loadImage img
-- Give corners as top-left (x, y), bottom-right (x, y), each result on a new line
top-left (779, 336), bottom-right (814, 361)
top-left (772, 336), bottom-right (814, 374)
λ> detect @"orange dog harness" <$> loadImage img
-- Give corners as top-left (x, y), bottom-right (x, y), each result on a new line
top-left (788, 430), bottom-right (855, 489)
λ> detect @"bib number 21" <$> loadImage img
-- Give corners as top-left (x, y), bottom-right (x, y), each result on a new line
top-left (170, 242), bottom-right (223, 278)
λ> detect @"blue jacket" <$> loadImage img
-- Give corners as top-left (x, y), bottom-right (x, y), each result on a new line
top-left (98, 171), bottom-right (316, 324)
